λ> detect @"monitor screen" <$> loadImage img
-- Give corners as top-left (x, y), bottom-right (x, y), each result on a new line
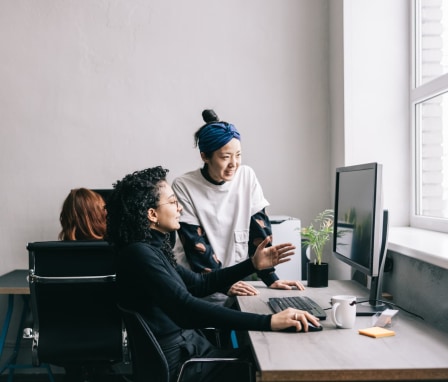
top-left (92, 189), bottom-right (113, 203)
top-left (333, 162), bottom-right (388, 315)
top-left (333, 163), bottom-right (383, 277)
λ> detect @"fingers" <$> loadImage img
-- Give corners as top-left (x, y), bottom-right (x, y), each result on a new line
top-left (276, 245), bottom-right (296, 260)
top-left (273, 243), bottom-right (296, 256)
top-left (291, 310), bottom-right (320, 332)
top-left (252, 241), bottom-right (295, 271)
top-left (257, 236), bottom-right (271, 251)
top-left (269, 280), bottom-right (306, 290)
top-left (271, 308), bottom-right (320, 332)
top-left (270, 243), bottom-right (296, 266)
top-left (227, 281), bottom-right (259, 296)
top-left (290, 280), bottom-right (305, 290)
top-left (237, 281), bottom-right (258, 295)
top-left (269, 280), bottom-right (293, 290)
top-left (274, 242), bottom-right (295, 251)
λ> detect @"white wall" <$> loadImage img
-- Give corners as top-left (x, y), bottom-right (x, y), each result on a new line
top-left (326, 0), bottom-right (409, 279)
top-left (0, 1), bottom-right (415, 345)
top-left (342, 0), bottom-right (410, 226)
top-left (0, 0), bottom-right (331, 274)
top-left (0, 0), bottom-right (410, 277)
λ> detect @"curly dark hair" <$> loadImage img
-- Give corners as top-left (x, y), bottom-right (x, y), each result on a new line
top-left (106, 166), bottom-right (168, 247)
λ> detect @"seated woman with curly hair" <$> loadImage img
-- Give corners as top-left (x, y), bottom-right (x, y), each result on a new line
top-left (106, 166), bottom-right (321, 382)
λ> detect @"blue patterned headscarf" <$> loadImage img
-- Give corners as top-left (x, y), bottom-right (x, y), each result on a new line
top-left (198, 122), bottom-right (241, 153)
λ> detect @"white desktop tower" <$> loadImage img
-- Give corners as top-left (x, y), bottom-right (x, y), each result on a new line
top-left (269, 216), bottom-right (302, 281)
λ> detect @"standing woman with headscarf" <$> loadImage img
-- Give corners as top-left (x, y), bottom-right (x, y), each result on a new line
top-left (172, 110), bottom-right (305, 304)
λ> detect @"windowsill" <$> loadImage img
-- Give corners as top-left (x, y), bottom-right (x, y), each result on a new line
top-left (388, 227), bottom-right (448, 270)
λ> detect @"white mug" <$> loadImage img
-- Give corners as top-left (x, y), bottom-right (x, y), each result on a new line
top-left (331, 295), bottom-right (356, 329)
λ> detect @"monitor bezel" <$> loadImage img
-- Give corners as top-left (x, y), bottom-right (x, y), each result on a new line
top-left (332, 162), bottom-right (383, 278)
top-left (91, 189), bottom-right (113, 203)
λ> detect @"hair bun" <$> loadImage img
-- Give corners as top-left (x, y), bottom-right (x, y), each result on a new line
top-left (202, 109), bottom-right (219, 123)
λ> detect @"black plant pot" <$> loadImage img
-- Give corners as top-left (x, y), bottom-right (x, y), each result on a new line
top-left (307, 262), bottom-right (328, 288)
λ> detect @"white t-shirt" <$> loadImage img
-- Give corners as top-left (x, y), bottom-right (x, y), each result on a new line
top-left (172, 165), bottom-right (269, 268)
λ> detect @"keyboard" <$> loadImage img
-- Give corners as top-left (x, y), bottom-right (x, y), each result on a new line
top-left (268, 296), bottom-right (327, 320)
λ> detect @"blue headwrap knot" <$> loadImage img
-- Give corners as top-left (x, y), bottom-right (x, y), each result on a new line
top-left (198, 122), bottom-right (241, 153)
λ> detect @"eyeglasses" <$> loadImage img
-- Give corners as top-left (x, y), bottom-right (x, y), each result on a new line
top-left (157, 199), bottom-right (180, 209)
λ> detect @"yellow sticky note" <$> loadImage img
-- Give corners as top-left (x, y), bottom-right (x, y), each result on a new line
top-left (358, 327), bottom-right (395, 338)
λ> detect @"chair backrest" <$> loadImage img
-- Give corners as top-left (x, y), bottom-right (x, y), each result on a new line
top-left (27, 240), bottom-right (125, 367)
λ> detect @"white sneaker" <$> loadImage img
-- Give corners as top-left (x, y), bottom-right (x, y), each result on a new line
top-left (22, 328), bottom-right (33, 339)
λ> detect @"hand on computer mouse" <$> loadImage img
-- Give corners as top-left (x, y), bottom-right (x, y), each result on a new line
top-left (271, 308), bottom-right (321, 332)
top-left (304, 322), bottom-right (323, 332)
top-left (280, 322), bottom-right (323, 333)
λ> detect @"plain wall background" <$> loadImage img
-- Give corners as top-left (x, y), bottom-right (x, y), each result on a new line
top-left (0, 0), bottom-right (412, 345)
top-left (0, 0), bottom-right (332, 274)
top-left (0, 0), bottom-right (408, 275)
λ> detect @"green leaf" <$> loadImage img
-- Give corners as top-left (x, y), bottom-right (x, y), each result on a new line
top-left (300, 209), bottom-right (333, 264)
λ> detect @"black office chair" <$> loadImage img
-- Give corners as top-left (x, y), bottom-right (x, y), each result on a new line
top-left (27, 240), bottom-right (128, 377)
top-left (118, 304), bottom-right (253, 382)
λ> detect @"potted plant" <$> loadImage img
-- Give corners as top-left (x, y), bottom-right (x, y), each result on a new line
top-left (301, 209), bottom-right (334, 287)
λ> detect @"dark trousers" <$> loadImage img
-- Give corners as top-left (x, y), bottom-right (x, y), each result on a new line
top-left (161, 329), bottom-right (253, 382)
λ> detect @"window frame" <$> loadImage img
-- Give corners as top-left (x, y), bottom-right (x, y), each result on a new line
top-left (411, 0), bottom-right (448, 233)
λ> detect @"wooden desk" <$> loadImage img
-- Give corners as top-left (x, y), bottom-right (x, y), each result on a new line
top-left (237, 280), bottom-right (448, 382)
top-left (0, 270), bottom-right (29, 295)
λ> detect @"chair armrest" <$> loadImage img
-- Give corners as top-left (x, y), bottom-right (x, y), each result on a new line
top-left (183, 357), bottom-right (239, 363)
top-left (177, 357), bottom-right (252, 382)
top-left (29, 274), bottom-right (116, 284)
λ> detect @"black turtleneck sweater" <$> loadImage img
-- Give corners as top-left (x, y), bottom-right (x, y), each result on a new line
top-left (116, 230), bottom-right (272, 340)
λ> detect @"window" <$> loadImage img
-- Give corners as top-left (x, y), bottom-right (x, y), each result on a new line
top-left (412, 0), bottom-right (448, 232)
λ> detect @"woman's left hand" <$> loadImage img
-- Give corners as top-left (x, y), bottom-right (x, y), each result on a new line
top-left (227, 281), bottom-right (259, 296)
top-left (251, 237), bottom-right (295, 271)
top-left (269, 279), bottom-right (306, 291)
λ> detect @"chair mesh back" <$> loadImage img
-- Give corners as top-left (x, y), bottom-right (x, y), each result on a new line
top-left (30, 241), bottom-right (116, 277)
top-left (27, 241), bottom-right (123, 366)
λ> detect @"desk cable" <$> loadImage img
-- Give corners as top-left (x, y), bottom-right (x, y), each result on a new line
top-left (323, 299), bottom-right (424, 321)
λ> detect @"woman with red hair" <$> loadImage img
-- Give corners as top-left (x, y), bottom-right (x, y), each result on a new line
top-left (59, 188), bottom-right (107, 241)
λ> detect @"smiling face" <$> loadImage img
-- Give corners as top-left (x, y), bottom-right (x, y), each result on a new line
top-left (147, 181), bottom-right (182, 233)
top-left (201, 138), bottom-right (242, 183)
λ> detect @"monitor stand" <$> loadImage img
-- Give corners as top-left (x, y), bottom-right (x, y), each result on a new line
top-left (356, 210), bottom-right (389, 317)
top-left (356, 300), bottom-right (386, 316)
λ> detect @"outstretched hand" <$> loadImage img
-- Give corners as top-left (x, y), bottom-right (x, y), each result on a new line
top-left (251, 237), bottom-right (295, 271)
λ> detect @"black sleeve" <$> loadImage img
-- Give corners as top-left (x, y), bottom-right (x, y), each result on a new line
top-left (119, 242), bottom-right (272, 333)
top-left (249, 209), bottom-right (279, 286)
top-left (177, 222), bottom-right (222, 273)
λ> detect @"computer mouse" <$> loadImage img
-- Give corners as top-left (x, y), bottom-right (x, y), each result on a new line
top-left (305, 322), bottom-right (323, 332)
top-left (281, 322), bottom-right (323, 333)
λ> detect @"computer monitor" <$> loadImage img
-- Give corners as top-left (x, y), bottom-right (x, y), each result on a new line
top-left (92, 189), bottom-right (113, 203)
top-left (332, 162), bottom-right (389, 316)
